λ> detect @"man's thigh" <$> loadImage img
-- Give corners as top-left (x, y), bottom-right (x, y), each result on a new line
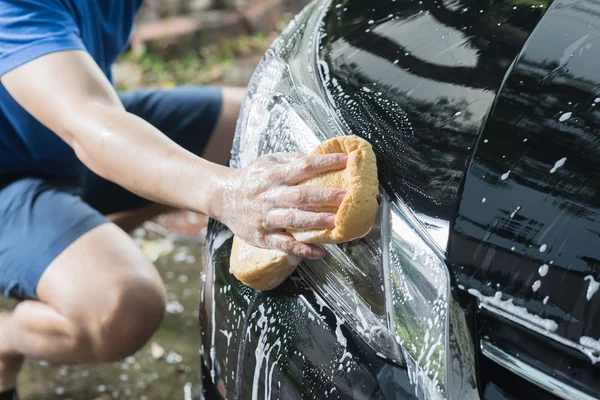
top-left (81, 86), bottom-right (223, 216)
top-left (0, 178), bottom-right (107, 300)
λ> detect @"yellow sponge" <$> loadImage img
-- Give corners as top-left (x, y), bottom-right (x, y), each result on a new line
top-left (229, 135), bottom-right (379, 291)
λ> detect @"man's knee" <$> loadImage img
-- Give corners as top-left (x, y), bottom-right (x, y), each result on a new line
top-left (77, 273), bottom-right (166, 362)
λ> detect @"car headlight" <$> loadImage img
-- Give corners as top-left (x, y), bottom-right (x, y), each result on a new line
top-left (230, 1), bottom-right (478, 399)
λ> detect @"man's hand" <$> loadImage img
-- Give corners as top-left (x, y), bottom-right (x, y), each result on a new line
top-left (213, 153), bottom-right (348, 259)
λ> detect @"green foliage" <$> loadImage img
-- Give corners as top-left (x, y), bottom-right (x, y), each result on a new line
top-left (115, 32), bottom-right (272, 91)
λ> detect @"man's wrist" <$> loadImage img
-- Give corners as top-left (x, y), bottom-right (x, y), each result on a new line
top-left (191, 161), bottom-right (232, 222)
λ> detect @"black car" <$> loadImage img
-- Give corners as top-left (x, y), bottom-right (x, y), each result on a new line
top-left (199, 0), bottom-right (600, 398)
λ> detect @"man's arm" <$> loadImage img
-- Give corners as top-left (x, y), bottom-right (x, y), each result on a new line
top-left (2, 50), bottom-right (224, 214)
top-left (1, 50), bottom-right (348, 259)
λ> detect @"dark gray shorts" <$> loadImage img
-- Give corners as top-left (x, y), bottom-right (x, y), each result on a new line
top-left (0, 86), bottom-right (223, 300)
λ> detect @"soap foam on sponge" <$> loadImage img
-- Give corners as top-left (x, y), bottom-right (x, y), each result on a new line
top-left (230, 135), bottom-right (378, 291)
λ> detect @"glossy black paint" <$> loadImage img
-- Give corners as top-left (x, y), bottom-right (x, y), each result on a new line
top-left (450, 0), bottom-right (600, 394)
top-left (319, 0), bottom-right (544, 220)
top-left (479, 310), bottom-right (597, 398)
top-left (200, 0), bottom-right (600, 398)
top-left (200, 222), bottom-right (417, 399)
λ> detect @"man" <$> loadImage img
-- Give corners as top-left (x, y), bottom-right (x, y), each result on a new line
top-left (0, 1), bottom-right (347, 398)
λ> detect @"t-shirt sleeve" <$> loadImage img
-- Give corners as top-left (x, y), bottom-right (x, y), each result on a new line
top-left (0, 0), bottom-right (86, 76)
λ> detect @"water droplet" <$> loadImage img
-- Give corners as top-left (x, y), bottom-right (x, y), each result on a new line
top-left (484, 139), bottom-right (489, 143)
top-left (501, 170), bottom-right (511, 180)
top-left (368, 19), bottom-right (375, 24)
top-left (539, 264), bottom-right (549, 277)
top-left (549, 157), bottom-right (566, 173)
top-left (559, 112), bottom-right (572, 122)
top-left (510, 206), bottom-right (521, 218)
top-left (454, 111), bottom-right (462, 116)
top-left (481, 197), bottom-right (487, 203)
top-left (532, 280), bottom-right (541, 292)
top-left (539, 244), bottom-right (548, 253)
top-left (543, 296), bottom-right (550, 305)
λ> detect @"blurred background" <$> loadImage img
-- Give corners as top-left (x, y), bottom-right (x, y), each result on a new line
top-left (0, 0), bottom-right (308, 398)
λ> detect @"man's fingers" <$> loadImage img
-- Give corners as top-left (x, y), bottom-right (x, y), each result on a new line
top-left (268, 153), bottom-right (304, 164)
top-left (284, 153), bottom-right (348, 184)
top-left (265, 186), bottom-right (346, 209)
top-left (265, 233), bottom-right (326, 260)
top-left (264, 209), bottom-right (336, 230)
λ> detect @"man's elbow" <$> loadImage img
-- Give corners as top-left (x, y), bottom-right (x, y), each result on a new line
top-left (60, 103), bottom-right (111, 174)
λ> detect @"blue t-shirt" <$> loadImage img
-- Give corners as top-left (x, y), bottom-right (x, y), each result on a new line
top-left (0, 0), bottom-right (144, 177)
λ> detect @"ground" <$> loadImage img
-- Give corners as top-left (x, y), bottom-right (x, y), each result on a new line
top-left (0, 27), bottom-right (276, 400)
top-left (0, 226), bottom-right (205, 400)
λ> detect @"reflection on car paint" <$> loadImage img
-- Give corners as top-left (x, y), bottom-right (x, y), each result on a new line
top-left (320, 0), bottom-right (544, 224)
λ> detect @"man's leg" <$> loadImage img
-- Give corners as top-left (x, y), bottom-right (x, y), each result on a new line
top-left (99, 86), bottom-right (245, 232)
top-left (0, 180), bottom-right (166, 391)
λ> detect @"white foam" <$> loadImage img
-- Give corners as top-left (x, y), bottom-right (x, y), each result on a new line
top-left (584, 275), bottom-right (599, 301)
top-left (549, 157), bottom-right (566, 173)
top-left (314, 293), bottom-right (328, 312)
top-left (213, 230), bottom-right (234, 251)
top-left (220, 330), bottom-right (233, 347)
top-left (559, 112), bottom-right (572, 122)
top-left (468, 289), bottom-right (558, 332)
top-left (251, 304), bottom-right (282, 400)
top-left (510, 206), bottom-right (521, 218)
top-left (334, 315), bottom-right (347, 348)
top-left (579, 336), bottom-right (600, 364)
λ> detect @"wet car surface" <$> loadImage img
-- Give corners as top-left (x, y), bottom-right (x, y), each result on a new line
top-left (200, 0), bottom-right (600, 398)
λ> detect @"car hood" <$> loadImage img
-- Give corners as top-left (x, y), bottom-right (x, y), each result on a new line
top-left (318, 0), bottom-right (600, 364)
